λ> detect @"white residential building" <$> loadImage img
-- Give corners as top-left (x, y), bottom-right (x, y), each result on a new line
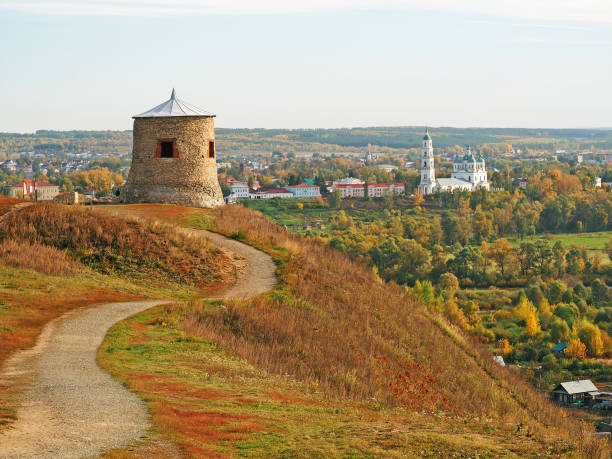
top-left (368, 183), bottom-right (405, 197)
top-left (284, 184), bottom-right (321, 198)
top-left (229, 182), bottom-right (249, 199)
top-left (331, 183), bottom-right (365, 198)
top-left (329, 182), bottom-right (404, 198)
top-left (250, 188), bottom-right (294, 199)
top-left (375, 164), bottom-right (398, 172)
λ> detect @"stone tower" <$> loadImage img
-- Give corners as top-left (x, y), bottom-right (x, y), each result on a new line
top-left (418, 128), bottom-right (435, 195)
top-left (121, 89), bottom-right (223, 207)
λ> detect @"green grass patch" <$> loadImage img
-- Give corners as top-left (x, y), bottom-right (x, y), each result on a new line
top-left (509, 231), bottom-right (612, 256)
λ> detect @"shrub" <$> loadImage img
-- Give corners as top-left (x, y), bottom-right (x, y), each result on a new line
top-left (0, 203), bottom-right (228, 287)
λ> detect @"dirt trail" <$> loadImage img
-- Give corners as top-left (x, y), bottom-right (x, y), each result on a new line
top-left (0, 207), bottom-right (276, 458)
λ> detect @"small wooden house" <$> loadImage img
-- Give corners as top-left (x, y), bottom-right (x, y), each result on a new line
top-left (550, 380), bottom-right (598, 404)
top-left (551, 342), bottom-right (567, 355)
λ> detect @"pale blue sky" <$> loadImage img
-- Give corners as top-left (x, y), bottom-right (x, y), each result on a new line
top-left (1, 1), bottom-right (611, 132)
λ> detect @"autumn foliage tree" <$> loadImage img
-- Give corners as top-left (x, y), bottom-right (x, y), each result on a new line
top-left (565, 338), bottom-right (587, 359)
top-left (70, 167), bottom-right (123, 193)
top-left (498, 338), bottom-right (513, 356)
top-left (575, 320), bottom-right (604, 357)
top-left (483, 238), bottom-right (515, 279)
top-left (513, 296), bottom-right (541, 337)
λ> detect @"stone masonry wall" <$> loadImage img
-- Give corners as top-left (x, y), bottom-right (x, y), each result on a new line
top-left (122, 116), bottom-right (223, 207)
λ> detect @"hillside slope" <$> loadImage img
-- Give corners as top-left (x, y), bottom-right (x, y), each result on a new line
top-left (0, 202), bottom-right (236, 431)
top-left (99, 204), bottom-right (609, 458)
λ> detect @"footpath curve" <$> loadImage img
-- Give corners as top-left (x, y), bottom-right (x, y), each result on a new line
top-left (0, 220), bottom-right (276, 458)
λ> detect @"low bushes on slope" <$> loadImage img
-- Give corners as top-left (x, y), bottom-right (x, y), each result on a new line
top-left (0, 240), bottom-right (77, 275)
top-left (0, 203), bottom-right (231, 288)
top-left (0, 196), bottom-right (23, 217)
top-left (184, 205), bottom-right (607, 457)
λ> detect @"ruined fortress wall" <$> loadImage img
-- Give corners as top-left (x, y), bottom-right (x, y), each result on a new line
top-left (122, 116), bottom-right (223, 207)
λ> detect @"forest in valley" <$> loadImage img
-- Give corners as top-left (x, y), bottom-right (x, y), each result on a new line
top-left (241, 162), bottom-right (612, 392)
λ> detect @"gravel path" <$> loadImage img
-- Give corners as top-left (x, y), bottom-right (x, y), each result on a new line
top-left (0, 219), bottom-right (276, 458)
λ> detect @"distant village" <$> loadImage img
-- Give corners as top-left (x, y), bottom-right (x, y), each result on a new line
top-left (222, 176), bottom-right (405, 204)
top-left (1, 135), bottom-right (610, 203)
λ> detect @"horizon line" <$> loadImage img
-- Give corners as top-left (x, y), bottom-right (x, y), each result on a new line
top-left (4, 125), bottom-right (612, 135)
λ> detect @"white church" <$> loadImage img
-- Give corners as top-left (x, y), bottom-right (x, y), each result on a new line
top-left (417, 129), bottom-right (490, 195)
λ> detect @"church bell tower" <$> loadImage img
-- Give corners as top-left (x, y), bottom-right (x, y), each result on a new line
top-left (419, 128), bottom-right (435, 194)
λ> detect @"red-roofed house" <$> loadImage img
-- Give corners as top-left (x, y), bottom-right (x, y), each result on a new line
top-left (330, 183), bottom-right (365, 198)
top-left (10, 180), bottom-right (59, 201)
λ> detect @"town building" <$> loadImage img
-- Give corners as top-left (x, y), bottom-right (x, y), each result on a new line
top-left (375, 164), bottom-right (398, 172)
top-left (329, 182), bottom-right (404, 198)
top-left (332, 177), bottom-right (364, 186)
top-left (368, 183), bottom-right (405, 197)
top-left (10, 180), bottom-right (59, 200)
top-left (229, 182), bottom-right (250, 199)
top-left (331, 183), bottom-right (365, 198)
top-left (551, 343), bottom-right (567, 356)
top-left (121, 89), bottom-right (223, 207)
top-left (284, 184), bottom-right (321, 198)
top-left (0, 160), bottom-right (17, 172)
top-left (515, 178), bottom-right (529, 189)
top-left (250, 188), bottom-right (294, 199)
top-left (418, 129), bottom-right (490, 195)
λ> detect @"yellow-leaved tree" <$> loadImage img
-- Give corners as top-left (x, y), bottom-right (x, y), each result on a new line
top-left (575, 320), bottom-right (604, 357)
top-left (538, 298), bottom-right (553, 330)
top-left (513, 296), bottom-right (541, 337)
top-left (444, 299), bottom-right (469, 330)
top-left (565, 338), bottom-right (587, 359)
top-left (525, 314), bottom-right (540, 337)
top-left (413, 191), bottom-right (424, 206)
top-left (498, 338), bottom-right (513, 356)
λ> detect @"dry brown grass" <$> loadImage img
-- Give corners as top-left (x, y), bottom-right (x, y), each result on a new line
top-left (0, 196), bottom-right (23, 217)
top-left (182, 204), bottom-right (609, 457)
top-left (0, 203), bottom-right (231, 288)
top-left (0, 240), bottom-right (77, 275)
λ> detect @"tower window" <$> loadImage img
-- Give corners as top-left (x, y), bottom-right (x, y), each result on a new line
top-left (155, 138), bottom-right (178, 158)
top-left (161, 141), bottom-right (174, 158)
top-left (208, 139), bottom-right (215, 159)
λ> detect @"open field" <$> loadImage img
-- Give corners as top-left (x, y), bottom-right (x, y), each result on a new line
top-left (510, 231), bottom-right (612, 251)
top-left (240, 198), bottom-right (422, 234)
top-left (509, 231), bottom-right (612, 263)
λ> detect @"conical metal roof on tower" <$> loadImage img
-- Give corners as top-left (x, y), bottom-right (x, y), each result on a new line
top-left (133, 89), bottom-right (215, 118)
